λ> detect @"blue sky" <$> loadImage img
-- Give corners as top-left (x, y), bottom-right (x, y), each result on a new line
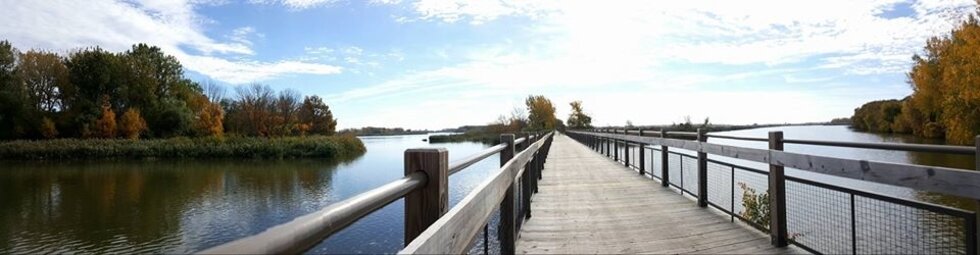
top-left (1, 0), bottom-right (977, 129)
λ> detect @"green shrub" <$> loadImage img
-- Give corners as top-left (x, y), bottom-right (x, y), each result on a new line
top-left (0, 135), bottom-right (366, 160)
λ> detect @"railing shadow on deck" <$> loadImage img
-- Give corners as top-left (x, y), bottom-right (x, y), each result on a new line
top-left (567, 129), bottom-right (980, 255)
top-left (198, 131), bottom-right (555, 254)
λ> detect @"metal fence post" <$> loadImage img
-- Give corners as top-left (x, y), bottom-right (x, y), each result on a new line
top-left (661, 130), bottom-right (670, 187)
top-left (404, 148), bottom-right (449, 246)
top-left (697, 128), bottom-right (708, 207)
top-left (499, 134), bottom-right (516, 254)
top-left (768, 131), bottom-right (788, 247)
top-left (639, 129), bottom-right (646, 176)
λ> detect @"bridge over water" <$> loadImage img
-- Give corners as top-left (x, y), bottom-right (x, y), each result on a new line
top-left (199, 130), bottom-right (980, 254)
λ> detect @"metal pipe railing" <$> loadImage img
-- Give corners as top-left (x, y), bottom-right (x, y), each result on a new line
top-left (199, 134), bottom-right (539, 254)
top-left (199, 171), bottom-right (427, 254)
top-left (707, 133), bottom-right (975, 154)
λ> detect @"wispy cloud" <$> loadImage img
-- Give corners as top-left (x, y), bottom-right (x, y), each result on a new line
top-left (248, 0), bottom-right (340, 9)
top-left (0, 0), bottom-right (344, 84)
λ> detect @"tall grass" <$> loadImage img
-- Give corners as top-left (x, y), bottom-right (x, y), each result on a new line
top-left (0, 135), bottom-right (366, 160)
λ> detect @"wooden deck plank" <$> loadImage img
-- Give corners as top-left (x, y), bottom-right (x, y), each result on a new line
top-left (516, 134), bottom-right (808, 254)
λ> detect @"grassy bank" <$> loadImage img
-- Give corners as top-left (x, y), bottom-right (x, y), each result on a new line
top-left (428, 132), bottom-right (500, 144)
top-left (0, 135), bottom-right (366, 160)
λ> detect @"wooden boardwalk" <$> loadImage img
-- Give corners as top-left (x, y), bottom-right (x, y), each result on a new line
top-left (516, 134), bottom-right (807, 254)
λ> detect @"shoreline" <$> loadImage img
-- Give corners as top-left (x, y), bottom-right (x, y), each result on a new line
top-left (0, 135), bottom-right (367, 160)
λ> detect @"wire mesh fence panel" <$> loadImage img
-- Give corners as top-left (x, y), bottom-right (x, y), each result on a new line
top-left (785, 179), bottom-right (852, 254)
top-left (733, 167), bottom-right (770, 232)
top-left (681, 155), bottom-right (699, 197)
top-left (854, 196), bottom-right (969, 254)
top-left (706, 161), bottom-right (733, 215)
top-left (648, 148), bottom-right (662, 179)
top-left (668, 153), bottom-right (682, 189)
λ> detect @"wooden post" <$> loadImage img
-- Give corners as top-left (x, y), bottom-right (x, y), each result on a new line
top-left (661, 130), bottom-right (669, 187)
top-left (697, 128), bottom-right (708, 207)
top-left (499, 134), bottom-right (516, 254)
top-left (973, 135), bottom-right (979, 255)
top-left (768, 131), bottom-right (788, 247)
top-left (614, 130), bottom-right (619, 162)
top-left (624, 134), bottom-right (631, 168)
top-left (404, 148), bottom-right (449, 246)
top-left (520, 134), bottom-right (532, 219)
top-left (639, 129), bottom-right (646, 176)
top-left (606, 133), bottom-right (611, 157)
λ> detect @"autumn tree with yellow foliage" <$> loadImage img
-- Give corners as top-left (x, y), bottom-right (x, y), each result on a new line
top-left (119, 108), bottom-right (148, 140)
top-left (525, 95), bottom-right (558, 131)
top-left (853, 12), bottom-right (980, 145)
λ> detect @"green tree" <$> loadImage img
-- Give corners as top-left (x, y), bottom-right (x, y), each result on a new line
top-left (298, 95), bottom-right (337, 136)
top-left (525, 95), bottom-right (557, 131)
top-left (19, 50), bottom-right (70, 114)
top-left (566, 100), bottom-right (592, 129)
top-left (65, 47), bottom-right (125, 137)
top-left (0, 40), bottom-right (28, 139)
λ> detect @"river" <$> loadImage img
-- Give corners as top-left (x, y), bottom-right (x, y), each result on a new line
top-left (0, 126), bottom-right (976, 254)
top-left (0, 134), bottom-right (501, 254)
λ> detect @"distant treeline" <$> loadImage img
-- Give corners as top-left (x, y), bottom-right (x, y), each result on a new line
top-left (850, 14), bottom-right (980, 145)
top-left (0, 40), bottom-right (337, 140)
top-left (339, 127), bottom-right (430, 136)
top-left (430, 95), bottom-right (561, 144)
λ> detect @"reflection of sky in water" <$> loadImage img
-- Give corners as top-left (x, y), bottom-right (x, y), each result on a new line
top-left (0, 134), bottom-right (503, 254)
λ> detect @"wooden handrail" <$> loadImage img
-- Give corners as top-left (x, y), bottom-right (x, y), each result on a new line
top-left (569, 130), bottom-right (980, 201)
top-left (400, 132), bottom-right (554, 254)
top-left (197, 133), bottom-right (545, 254)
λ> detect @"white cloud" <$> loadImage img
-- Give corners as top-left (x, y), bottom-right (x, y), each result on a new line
top-left (329, 0), bottom-right (976, 129)
top-left (228, 26), bottom-right (263, 46)
top-left (391, 0), bottom-right (975, 72)
top-left (248, 0), bottom-right (339, 9)
top-left (180, 54), bottom-right (342, 84)
top-left (0, 0), bottom-right (344, 84)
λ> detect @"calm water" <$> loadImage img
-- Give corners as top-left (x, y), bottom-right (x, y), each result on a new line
top-left (2, 126), bottom-right (976, 254)
top-left (618, 125), bottom-right (977, 253)
top-left (0, 134), bottom-right (503, 254)
top-left (708, 125), bottom-right (976, 210)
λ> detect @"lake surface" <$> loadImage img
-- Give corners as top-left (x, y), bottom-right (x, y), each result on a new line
top-left (0, 134), bottom-right (502, 254)
top-left (616, 125), bottom-right (976, 254)
top-left (1, 126), bottom-right (976, 254)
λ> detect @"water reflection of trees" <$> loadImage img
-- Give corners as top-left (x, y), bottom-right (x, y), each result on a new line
top-left (0, 159), bottom-right (346, 253)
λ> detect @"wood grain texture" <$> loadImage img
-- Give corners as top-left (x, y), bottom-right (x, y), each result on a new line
top-left (516, 134), bottom-right (806, 254)
top-left (403, 148), bottom-right (448, 246)
top-left (400, 133), bottom-right (552, 254)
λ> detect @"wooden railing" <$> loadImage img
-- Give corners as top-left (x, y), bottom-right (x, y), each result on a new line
top-left (199, 132), bottom-right (554, 254)
top-left (567, 129), bottom-right (980, 254)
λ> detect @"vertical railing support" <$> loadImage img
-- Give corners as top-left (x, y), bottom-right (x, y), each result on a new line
top-left (639, 129), bottom-right (646, 176)
top-left (499, 134), bottom-right (516, 255)
top-left (624, 134), bottom-right (631, 168)
top-left (768, 131), bottom-right (788, 247)
top-left (521, 134), bottom-right (532, 220)
top-left (661, 130), bottom-right (670, 187)
top-left (605, 131), bottom-right (611, 157)
top-left (972, 135), bottom-right (979, 255)
top-left (403, 148), bottom-right (449, 246)
top-left (697, 128), bottom-right (708, 207)
top-left (614, 130), bottom-right (620, 162)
